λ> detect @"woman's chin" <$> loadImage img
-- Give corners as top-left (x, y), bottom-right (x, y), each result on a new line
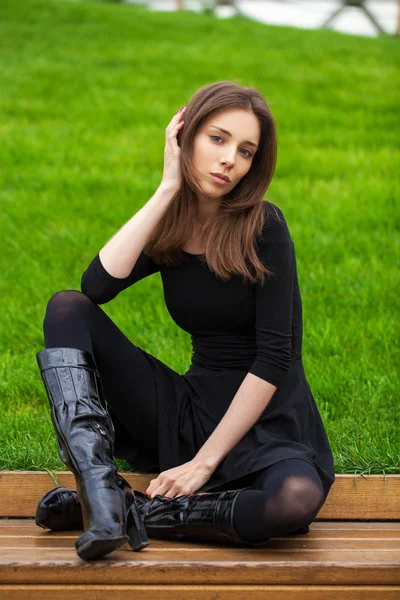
top-left (203, 182), bottom-right (227, 198)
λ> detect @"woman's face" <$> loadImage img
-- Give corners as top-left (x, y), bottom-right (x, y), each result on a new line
top-left (191, 108), bottom-right (260, 199)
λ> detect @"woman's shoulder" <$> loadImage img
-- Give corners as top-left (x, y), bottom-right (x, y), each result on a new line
top-left (258, 201), bottom-right (292, 245)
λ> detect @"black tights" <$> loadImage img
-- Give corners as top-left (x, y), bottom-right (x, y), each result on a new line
top-left (231, 459), bottom-right (325, 542)
top-left (41, 290), bottom-right (325, 543)
top-left (43, 289), bottom-right (160, 461)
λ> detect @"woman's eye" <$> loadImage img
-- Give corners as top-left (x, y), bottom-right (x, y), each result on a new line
top-left (210, 135), bottom-right (252, 158)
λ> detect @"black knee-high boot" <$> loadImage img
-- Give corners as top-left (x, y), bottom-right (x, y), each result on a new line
top-left (36, 347), bottom-right (149, 560)
top-left (133, 489), bottom-right (272, 547)
top-left (35, 474), bottom-right (135, 533)
top-left (36, 484), bottom-right (310, 545)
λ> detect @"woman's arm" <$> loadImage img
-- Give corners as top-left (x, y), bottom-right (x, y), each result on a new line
top-left (247, 208), bottom-right (295, 386)
top-left (193, 372), bottom-right (277, 470)
top-left (80, 183), bottom-right (177, 304)
top-left (194, 205), bottom-right (296, 469)
top-left (98, 183), bottom-right (176, 279)
top-left (80, 250), bottom-right (161, 305)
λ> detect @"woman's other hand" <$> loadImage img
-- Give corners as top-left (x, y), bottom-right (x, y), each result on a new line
top-left (160, 106), bottom-right (186, 191)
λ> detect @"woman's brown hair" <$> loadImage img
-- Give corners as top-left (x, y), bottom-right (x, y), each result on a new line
top-left (143, 80), bottom-right (280, 285)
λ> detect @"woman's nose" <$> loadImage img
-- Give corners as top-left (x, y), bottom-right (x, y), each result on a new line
top-left (221, 155), bottom-right (235, 168)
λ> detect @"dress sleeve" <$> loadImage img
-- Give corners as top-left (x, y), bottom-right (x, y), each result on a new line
top-left (248, 204), bottom-right (296, 387)
top-left (80, 250), bottom-right (161, 305)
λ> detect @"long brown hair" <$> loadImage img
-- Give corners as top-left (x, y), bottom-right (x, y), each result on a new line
top-left (143, 80), bottom-right (280, 285)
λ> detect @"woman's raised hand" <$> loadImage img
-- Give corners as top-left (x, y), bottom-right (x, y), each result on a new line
top-left (160, 106), bottom-right (186, 191)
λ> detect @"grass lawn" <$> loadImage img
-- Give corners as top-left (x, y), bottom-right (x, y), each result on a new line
top-left (1, 0), bottom-right (399, 477)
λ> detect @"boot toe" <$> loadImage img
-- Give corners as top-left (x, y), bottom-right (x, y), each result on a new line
top-left (35, 486), bottom-right (82, 531)
top-left (75, 530), bottom-right (129, 561)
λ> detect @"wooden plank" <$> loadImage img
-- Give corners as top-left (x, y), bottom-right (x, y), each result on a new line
top-left (5, 520), bottom-right (399, 531)
top-left (0, 471), bottom-right (151, 519)
top-left (1, 585), bottom-right (400, 600)
top-left (2, 524), bottom-right (400, 553)
top-left (3, 545), bottom-right (399, 559)
top-left (1, 537), bottom-right (400, 550)
top-left (0, 472), bottom-right (399, 519)
top-left (1, 528), bottom-right (400, 550)
top-left (0, 520), bottom-right (399, 586)
top-left (0, 557), bottom-right (399, 585)
top-left (2, 520), bottom-right (400, 539)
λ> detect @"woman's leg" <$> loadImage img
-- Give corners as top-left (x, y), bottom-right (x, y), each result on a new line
top-left (128, 459), bottom-right (324, 548)
top-left (43, 289), bottom-right (159, 463)
top-left (231, 459), bottom-right (325, 543)
top-left (38, 289), bottom-right (169, 557)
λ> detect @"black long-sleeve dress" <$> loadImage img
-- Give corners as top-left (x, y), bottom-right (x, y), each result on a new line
top-left (81, 202), bottom-right (335, 500)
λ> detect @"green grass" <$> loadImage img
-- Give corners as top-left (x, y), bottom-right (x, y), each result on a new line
top-left (1, 0), bottom-right (399, 476)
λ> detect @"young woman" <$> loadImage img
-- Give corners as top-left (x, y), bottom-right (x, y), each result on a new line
top-left (35, 81), bottom-right (335, 561)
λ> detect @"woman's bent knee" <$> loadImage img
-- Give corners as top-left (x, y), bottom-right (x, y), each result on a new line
top-left (44, 290), bottom-right (94, 327)
top-left (46, 290), bottom-right (93, 312)
top-left (277, 475), bottom-right (325, 524)
top-left (42, 290), bottom-right (95, 350)
top-left (47, 289), bottom-right (86, 305)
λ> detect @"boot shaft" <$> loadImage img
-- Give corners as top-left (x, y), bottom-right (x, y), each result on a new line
top-left (36, 347), bottom-right (116, 476)
top-left (35, 346), bottom-right (142, 559)
top-left (138, 488), bottom-right (269, 546)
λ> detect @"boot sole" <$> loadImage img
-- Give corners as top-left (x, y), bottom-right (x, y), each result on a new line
top-left (76, 534), bottom-right (129, 561)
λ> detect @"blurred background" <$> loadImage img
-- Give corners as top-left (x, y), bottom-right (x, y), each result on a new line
top-left (108, 0), bottom-right (399, 37)
top-left (1, 0), bottom-right (399, 476)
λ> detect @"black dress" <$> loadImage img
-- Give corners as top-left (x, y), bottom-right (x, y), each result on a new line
top-left (81, 202), bottom-right (335, 501)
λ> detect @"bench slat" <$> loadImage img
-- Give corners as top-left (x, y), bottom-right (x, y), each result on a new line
top-left (0, 520), bottom-right (399, 586)
top-left (2, 523), bottom-right (400, 538)
top-left (0, 553), bottom-right (399, 585)
top-left (1, 584), bottom-right (400, 600)
top-left (1, 472), bottom-right (399, 519)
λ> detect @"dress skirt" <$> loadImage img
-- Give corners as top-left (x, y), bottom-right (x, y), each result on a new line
top-left (111, 345), bottom-right (336, 502)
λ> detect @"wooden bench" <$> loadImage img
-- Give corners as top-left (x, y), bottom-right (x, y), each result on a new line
top-left (0, 471), bottom-right (399, 599)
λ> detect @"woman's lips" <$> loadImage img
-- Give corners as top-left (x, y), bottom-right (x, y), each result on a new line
top-left (211, 174), bottom-right (229, 185)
